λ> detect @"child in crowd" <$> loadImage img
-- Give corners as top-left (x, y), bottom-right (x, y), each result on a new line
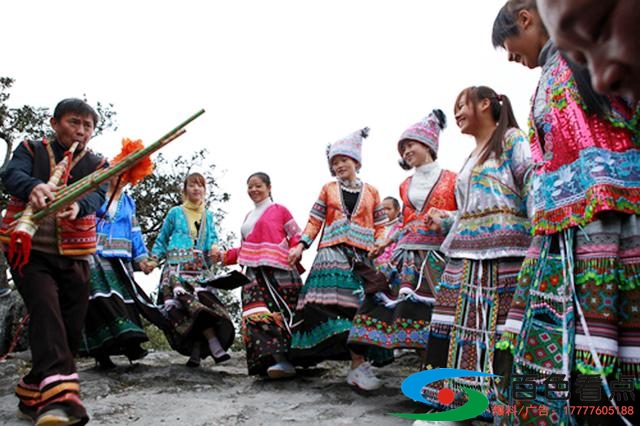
top-left (374, 196), bottom-right (402, 267)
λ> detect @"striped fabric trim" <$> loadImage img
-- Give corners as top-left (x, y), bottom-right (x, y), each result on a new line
top-left (297, 289), bottom-right (362, 310)
top-left (242, 307), bottom-right (271, 317)
top-left (40, 373), bottom-right (80, 389)
top-left (242, 303), bottom-right (271, 317)
top-left (16, 373), bottom-right (83, 414)
top-left (373, 203), bottom-right (386, 226)
top-left (15, 381), bottom-right (40, 407)
top-left (283, 218), bottom-right (302, 246)
top-left (318, 219), bottom-right (375, 250)
top-left (309, 199), bottom-right (327, 222)
top-left (40, 382), bottom-right (81, 403)
top-left (42, 392), bottom-right (84, 410)
top-left (237, 240), bottom-right (292, 270)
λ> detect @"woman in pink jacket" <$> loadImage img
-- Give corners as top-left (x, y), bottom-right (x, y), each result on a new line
top-left (214, 172), bottom-right (303, 379)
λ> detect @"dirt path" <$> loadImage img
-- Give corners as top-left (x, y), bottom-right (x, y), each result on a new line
top-left (0, 350), bottom-right (423, 425)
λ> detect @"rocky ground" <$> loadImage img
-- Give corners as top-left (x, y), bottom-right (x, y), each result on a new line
top-left (0, 350), bottom-right (426, 426)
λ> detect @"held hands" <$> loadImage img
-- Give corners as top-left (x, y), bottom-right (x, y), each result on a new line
top-left (424, 207), bottom-right (448, 232)
top-left (367, 243), bottom-right (384, 259)
top-left (288, 243), bottom-right (304, 266)
top-left (29, 183), bottom-right (61, 210)
top-left (367, 238), bottom-right (392, 259)
top-left (209, 245), bottom-right (223, 263)
top-left (139, 259), bottom-right (156, 275)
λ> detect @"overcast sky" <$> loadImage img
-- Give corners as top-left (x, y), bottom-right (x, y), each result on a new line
top-left (2, 0), bottom-right (541, 287)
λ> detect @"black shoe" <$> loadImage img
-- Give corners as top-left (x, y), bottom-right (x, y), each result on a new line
top-left (96, 355), bottom-right (116, 370)
top-left (185, 358), bottom-right (201, 368)
top-left (126, 346), bottom-right (149, 361)
top-left (213, 353), bottom-right (230, 364)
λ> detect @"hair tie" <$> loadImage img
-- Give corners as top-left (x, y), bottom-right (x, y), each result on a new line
top-left (498, 94), bottom-right (505, 102)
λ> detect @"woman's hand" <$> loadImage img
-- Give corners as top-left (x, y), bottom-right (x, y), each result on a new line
top-left (367, 242), bottom-right (385, 259)
top-left (288, 243), bottom-right (304, 266)
top-left (425, 207), bottom-right (447, 232)
top-left (209, 245), bottom-right (223, 263)
top-left (139, 259), bottom-right (156, 275)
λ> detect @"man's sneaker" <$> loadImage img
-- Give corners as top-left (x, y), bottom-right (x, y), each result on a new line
top-left (267, 361), bottom-right (296, 379)
top-left (35, 408), bottom-right (81, 426)
top-left (346, 362), bottom-right (382, 391)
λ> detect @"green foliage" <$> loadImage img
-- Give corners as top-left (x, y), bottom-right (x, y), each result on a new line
top-left (141, 319), bottom-right (171, 351)
top-left (91, 99), bottom-right (118, 137)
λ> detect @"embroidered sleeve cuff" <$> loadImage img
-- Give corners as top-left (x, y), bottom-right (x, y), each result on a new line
top-left (441, 213), bottom-right (456, 234)
top-left (300, 236), bottom-right (312, 249)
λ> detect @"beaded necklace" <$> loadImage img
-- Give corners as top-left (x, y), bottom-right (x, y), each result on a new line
top-left (338, 177), bottom-right (362, 193)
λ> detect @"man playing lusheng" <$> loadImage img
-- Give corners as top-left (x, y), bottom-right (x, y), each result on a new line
top-left (0, 98), bottom-right (108, 425)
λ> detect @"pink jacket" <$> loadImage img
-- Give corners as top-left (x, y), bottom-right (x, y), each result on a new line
top-left (224, 204), bottom-right (302, 271)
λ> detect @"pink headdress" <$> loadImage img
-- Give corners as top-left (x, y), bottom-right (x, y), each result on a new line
top-left (397, 109), bottom-right (446, 156)
top-left (326, 127), bottom-right (370, 173)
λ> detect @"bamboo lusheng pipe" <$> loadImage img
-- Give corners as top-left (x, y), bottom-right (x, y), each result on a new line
top-left (7, 109), bottom-right (204, 270)
top-left (36, 128), bottom-right (185, 221)
top-left (21, 140), bottom-right (80, 222)
top-left (24, 109), bottom-right (204, 222)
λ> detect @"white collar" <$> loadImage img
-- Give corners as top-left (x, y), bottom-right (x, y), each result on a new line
top-left (253, 198), bottom-right (273, 209)
top-left (414, 161), bottom-right (439, 175)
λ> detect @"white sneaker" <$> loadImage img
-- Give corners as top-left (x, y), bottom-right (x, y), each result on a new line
top-left (346, 362), bottom-right (383, 391)
top-left (267, 361), bottom-right (296, 379)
